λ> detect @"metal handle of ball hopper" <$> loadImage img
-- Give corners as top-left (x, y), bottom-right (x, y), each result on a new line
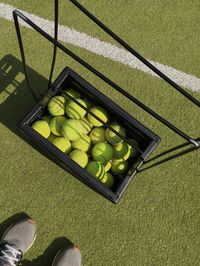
top-left (12, 4), bottom-right (199, 148)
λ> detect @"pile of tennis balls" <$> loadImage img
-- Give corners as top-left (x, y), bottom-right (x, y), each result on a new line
top-left (31, 88), bottom-right (138, 189)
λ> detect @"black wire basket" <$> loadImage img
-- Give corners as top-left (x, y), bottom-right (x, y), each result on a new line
top-left (19, 67), bottom-right (160, 203)
top-left (13, 0), bottom-right (200, 203)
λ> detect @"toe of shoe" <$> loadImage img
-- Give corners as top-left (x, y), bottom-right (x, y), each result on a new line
top-left (2, 218), bottom-right (36, 254)
top-left (52, 247), bottom-right (82, 266)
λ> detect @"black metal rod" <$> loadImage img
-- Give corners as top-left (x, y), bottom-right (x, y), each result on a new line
top-left (144, 137), bottom-right (200, 164)
top-left (139, 144), bottom-right (199, 172)
top-left (13, 12), bottom-right (38, 102)
top-left (12, 10), bottom-right (199, 147)
top-left (48, 0), bottom-right (59, 88)
top-left (69, 0), bottom-right (200, 108)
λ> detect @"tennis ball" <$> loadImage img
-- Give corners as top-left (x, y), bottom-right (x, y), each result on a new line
top-left (111, 160), bottom-right (129, 175)
top-left (62, 88), bottom-right (80, 101)
top-left (52, 137), bottom-right (71, 154)
top-left (69, 150), bottom-right (88, 168)
top-left (113, 141), bottom-right (130, 161)
top-left (66, 99), bottom-right (87, 119)
top-left (41, 115), bottom-right (52, 124)
top-left (105, 122), bottom-right (126, 145)
top-left (32, 120), bottom-right (50, 139)
top-left (62, 119), bottom-right (82, 141)
top-left (79, 118), bottom-right (93, 134)
top-left (104, 160), bottom-right (112, 172)
top-left (92, 142), bottom-right (113, 164)
top-left (127, 138), bottom-right (138, 158)
top-left (86, 161), bottom-right (105, 179)
top-left (89, 127), bottom-right (106, 145)
top-left (50, 116), bottom-right (66, 136)
top-left (87, 106), bottom-right (108, 127)
top-left (101, 172), bottom-right (114, 188)
top-left (71, 134), bottom-right (91, 152)
top-left (48, 96), bottom-right (66, 116)
top-left (48, 133), bottom-right (56, 142)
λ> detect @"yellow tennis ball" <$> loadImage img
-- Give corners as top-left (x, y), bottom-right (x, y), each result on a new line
top-left (66, 99), bottom-right (87, 119)
top-left (50, 116), bottom-right (66, 136)
top-left (87, 106), bottom-right (108, 127)
top-left (71, 134), bottom-right (91, 152)
top-left (104, 160), bottom-right (112, 172)
top-left (69, 150), bottom-right (88, 168)
top-left (113, 141), bottom-right (130, 161)
top-left (62, 88), bottom-right (80, 101)
top-left (89, 127), bottom-right (106, 145)
top-left (32, 120), bottom-right (50, 139)
top-left (111, 160), bottom-right (129, 175)
top-left (92, 142), bottom-right (113, 164)
top-left (127, 138), bottom-right (138, 158)
top-left (101, 172), bottom-right (114, 188)
top-left (79, 118), bottom-right (93, 134)
top-left (48, 96), bottom-right (66, 116)
top-left (52, 137), bottom-right (71, 153)
top-left (86, 161), bottom-right (105, 179)
top-left (62, 119), bottom-right (82, 141)
top-left (105, 122), bottom-right (126, 145)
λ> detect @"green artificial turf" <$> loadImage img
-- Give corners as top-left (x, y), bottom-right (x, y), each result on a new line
top-left (0, 1), bottom-right (200, 265)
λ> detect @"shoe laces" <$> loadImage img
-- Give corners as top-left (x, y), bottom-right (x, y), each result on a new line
top-left (0, 243), bottom-right (22, 266)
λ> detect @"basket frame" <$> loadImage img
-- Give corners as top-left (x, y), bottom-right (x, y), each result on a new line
top-left (12, 1), bottom-right (200, 203)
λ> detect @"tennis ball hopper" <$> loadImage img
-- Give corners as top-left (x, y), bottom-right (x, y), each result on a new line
top-left (13, 0), bottom-right (200, 203)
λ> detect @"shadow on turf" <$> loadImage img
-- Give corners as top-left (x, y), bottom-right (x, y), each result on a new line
top-left (140, 137), bottom-right (200, 172)
top-left (21, 237), bottom-right (74, 266)
top-left (0, 54), bottom-right (47, 139)
top-left (0, 54), bottom-right (60, 163)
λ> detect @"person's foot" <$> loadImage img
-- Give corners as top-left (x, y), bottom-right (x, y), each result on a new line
top-left (0, 215), bottom-right (36, 266)
top-left (52, 246), bottom-right (82, 266)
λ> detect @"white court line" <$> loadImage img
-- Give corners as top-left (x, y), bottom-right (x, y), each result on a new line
top-left (0, 2), bottom-right (200, 92)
